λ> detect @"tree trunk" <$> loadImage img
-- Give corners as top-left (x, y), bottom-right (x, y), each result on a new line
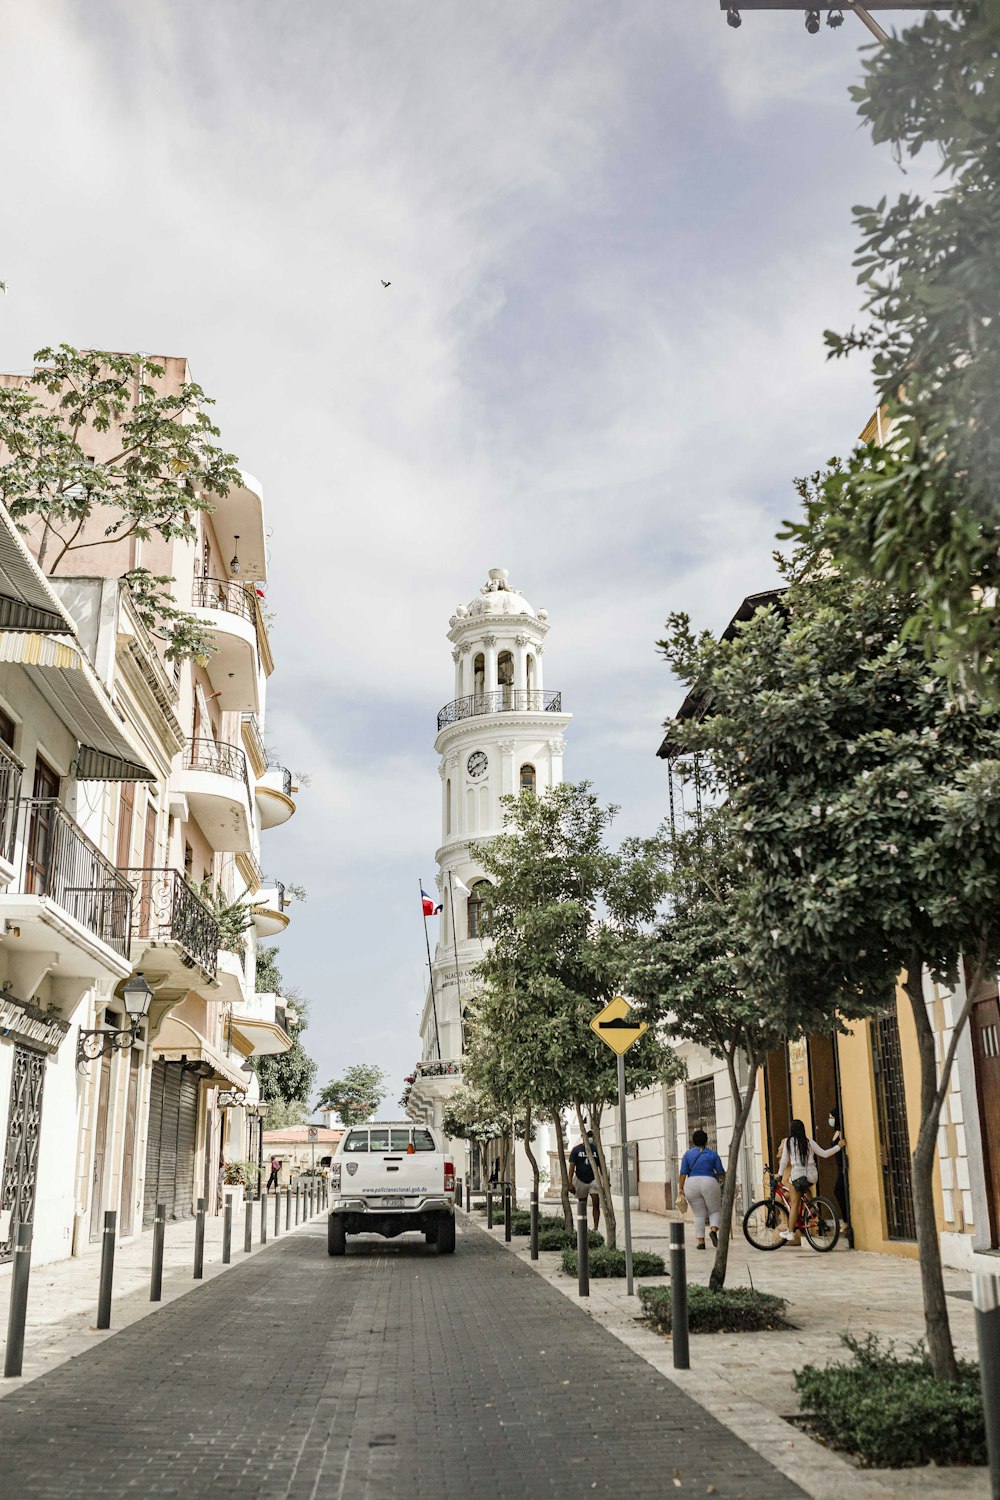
top-left (522, 1103), bottom-right (540, 1197)
top-left (553, 1111), bottom-right (572, 1229)
top-left (709, 1047), bottom-right (760, 1292)
top-left (903, 951), bottom-right (959, 1382)
top-left (577, 1103), bottom-right (617, 1249)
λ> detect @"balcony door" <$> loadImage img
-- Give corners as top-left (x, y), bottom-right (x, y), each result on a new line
top-left (24, 759), bottom-right (60, 896)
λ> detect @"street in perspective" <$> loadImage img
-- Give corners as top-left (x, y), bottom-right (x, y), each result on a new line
top-left (1, 2), bottom-right (999, 1498)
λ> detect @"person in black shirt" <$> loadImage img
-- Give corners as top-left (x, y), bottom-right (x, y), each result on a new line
top-left (568, 1131), bottom-right (601, 1229)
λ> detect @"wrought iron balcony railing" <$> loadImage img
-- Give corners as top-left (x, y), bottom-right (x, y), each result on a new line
top-left (127, 868), bottom-right (220, 980)
top-left (0, 742), bottom-right (24, 866)
top-left (436, 688), bottom-right (563, 732)
top-left (184, 738), bottom-right (252, 804)
top-left (192, 576), bottom-right (258, 627)
top-left (266, 763), bottom-right (293, 797)
top-left (15, 799), bottom-right (133, 959)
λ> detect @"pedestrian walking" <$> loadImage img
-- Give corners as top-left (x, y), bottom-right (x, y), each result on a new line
top-left (677, 1130), bottom-right (726, 1250)
top-left (568, 1128), bottom-right (601, 1230)
top-left (266, 1155), bottom-right (281, 1192)
top-left (827, 1106), bottom-right (849, 1231)
top-left (778, 1118), bottom-right (842, 1246)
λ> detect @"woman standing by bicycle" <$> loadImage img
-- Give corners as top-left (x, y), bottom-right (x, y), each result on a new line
top-left (778, 1119), bottom-right (842, 1246)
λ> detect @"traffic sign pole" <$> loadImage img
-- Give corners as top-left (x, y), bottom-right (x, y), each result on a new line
top-left (617, 1052), bottom-right (635, 1297)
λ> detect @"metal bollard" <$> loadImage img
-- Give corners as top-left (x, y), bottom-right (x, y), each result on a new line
top-left (670, 1221), bottom-right (690, 1369)
top-left (3, 1223), bottom-right (33, 1378)
top-left (530, 1189), bottom-right (539, 1261)
top-left (973, 1272), bottom-right (1000, 1500)
top-left (286, 1187), bottom-right (291, 1231)
top-left (274, 1189), bottom-right (281, 1237)
top-left (193, 1197), bottom-right (206, 1279)
top-left (463, 1176), bottom-right (470, 1212)
top-left (244, 1196), bottom-right (253, 1253)
top-left (96, 1210), bottom-right (117, 1330)
top-left (486, 1189), bottom-right (494, 1228)
top-left (576, 1194), bottom-right (589, 1298)
top-left (260, 1191), bottom-right (267, 1245)
top-left (310, 1184), bottom-right (315, 1217)
top-left (222, 1200), bottom-right (232, 1265)
top-left (150, 1202), bottom-right (166, 1301)
top-left (456, 1177), bottom-right (463, 1209)
top-left (504, 1182), bottom-right (512, 1243)
top-left (295, 1184), bottom-right (300, 1225)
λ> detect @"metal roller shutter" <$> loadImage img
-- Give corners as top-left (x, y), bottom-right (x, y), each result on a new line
top-left (174, 1069), bottom-right (199, 1220)
top-left (143, 1061), bottom-right (200, 1225)
top-left (142, 1060), bottom-right (167, 1228)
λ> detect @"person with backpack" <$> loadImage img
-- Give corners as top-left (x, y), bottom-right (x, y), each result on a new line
top-left (778, 1118), bottom-right (842, 1246)
top-left (677, 1129), bottom-right (726, 1249)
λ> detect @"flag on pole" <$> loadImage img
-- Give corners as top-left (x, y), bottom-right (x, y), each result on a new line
top-left (450, 875), bottom-right (471, 896)
top-left (421, 888), bottom-right (442, 916)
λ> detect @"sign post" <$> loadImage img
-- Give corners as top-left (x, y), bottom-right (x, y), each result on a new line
top-left (590, 996), bottom-right (648, 1297)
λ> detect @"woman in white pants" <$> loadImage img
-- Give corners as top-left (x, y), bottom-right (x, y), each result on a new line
top-left (678, 1130), bottom-right (726, 1249)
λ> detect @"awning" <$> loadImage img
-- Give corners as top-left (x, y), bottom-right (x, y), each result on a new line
top-left (0, 631), bottom-right (155, 781)
top-left (153, 1014), bottom-right (251, 1089)
top-left (0, 510), bottom-right (78, 634)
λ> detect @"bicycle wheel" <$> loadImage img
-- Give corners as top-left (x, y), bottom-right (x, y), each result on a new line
top-left (803, 1196), bottom-right (840, 1252)
top-left (742, 1198), bottom-right (789, 1250)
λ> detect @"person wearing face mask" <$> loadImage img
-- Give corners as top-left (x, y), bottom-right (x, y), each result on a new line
top-left (828, 1106), bottom-right (849, 1231)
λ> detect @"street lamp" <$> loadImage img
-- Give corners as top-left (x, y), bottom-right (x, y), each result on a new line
top-left (77, 972), bottom-right (153, 1068)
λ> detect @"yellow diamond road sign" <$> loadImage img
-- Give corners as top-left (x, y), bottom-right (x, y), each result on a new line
top-left (590, 996), bottom-right (648, 1056)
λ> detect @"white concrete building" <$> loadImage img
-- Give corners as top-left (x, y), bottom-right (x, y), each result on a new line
top-left (407, 567), bottom-right (571, 1187)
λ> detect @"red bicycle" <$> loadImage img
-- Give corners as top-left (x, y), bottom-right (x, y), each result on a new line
top-left (742, 1165), bottom-right (840, 1252)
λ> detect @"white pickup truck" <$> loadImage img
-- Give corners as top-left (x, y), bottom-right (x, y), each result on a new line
top-left (327, 1121), bottom-right (456, 1255)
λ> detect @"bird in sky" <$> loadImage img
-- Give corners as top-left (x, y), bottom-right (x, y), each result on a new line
top-left (381, 280), bottom-right (391, 288)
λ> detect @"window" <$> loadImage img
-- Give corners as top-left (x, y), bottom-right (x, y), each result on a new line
top-left (368, 1127), bottom-right (390, 1152)
top-left (520, 764), bottom-right (536, 793)
top-left (467, 880), bottom-right (488, 939)
top-left (343, 1130), bottom-right (369, 1153)
top-left (684, 1077), bottom-right (717, 1147)
top-left (473, 653), bottom-right (485, 699)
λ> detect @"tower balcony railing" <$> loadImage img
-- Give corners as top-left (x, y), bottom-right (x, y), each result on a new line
top-left (436, 688), bottom-right (562, 732)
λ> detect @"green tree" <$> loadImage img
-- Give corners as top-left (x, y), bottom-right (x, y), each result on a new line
top-left (441, 1083), bottom-right (510, 1185)
top-left (0, 344), bottom-right (240, 658)
top-left (788, 3), bottom-right (1000, 695)
top-left (659, 558), bottom-right (1000, 1379)
top-left (316, 1063), bottom-right (387, 1127)
top-left (466, 782), bottom-right (680, 1247)
top-left (251, 945), bottom-right (317, 1110)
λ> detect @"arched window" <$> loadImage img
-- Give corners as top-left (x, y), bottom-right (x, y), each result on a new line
top-left (498, 650), bottom-right (514, 708)
top-left (473, 653), bottom-right (485, 704)
top-left (467, 880), bottom-right (489, 940)
top-left (520, 763), bottom-right (536, 793)
top-left (526, 653), bottom-right (536, 699)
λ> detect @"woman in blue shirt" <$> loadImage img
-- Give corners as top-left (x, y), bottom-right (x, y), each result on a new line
top-left (678, 1129), bottom-right (726, 1249)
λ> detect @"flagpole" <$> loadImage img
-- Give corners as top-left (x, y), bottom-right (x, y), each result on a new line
top-left (420, 878), bottom-right (442, 1060)
top-left (447, 871), bottom-right (464, 1048)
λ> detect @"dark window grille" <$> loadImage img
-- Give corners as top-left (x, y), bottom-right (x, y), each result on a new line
top-left (467, 882), bottom-right (488, 940)
top-left (684, 1076), bottom-right (717, 1148)
top-left (871, 1012), bottom-right (916, 1240)
top-left (0, 1045), bottom-right (45, 1263)
top-left (437, 689), bottom-right (562, 731)
top-left (520, 763), bottom-right (536, 792)
top-left (0, 741), bottom-right (23, 865)
top-left (16, 799), bottom-right (133, 958)
top-left (127, 868), bottom-right (220, 979)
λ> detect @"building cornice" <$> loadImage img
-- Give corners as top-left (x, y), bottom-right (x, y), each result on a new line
top-left (434, 709), bottom-right (572, 756)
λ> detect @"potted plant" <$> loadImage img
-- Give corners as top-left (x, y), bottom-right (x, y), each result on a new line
top-left (221, 1159), bottom-right (246, 1207)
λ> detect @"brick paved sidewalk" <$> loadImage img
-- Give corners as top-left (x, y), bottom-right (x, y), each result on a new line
top-left (0, 1213), bottom-right (804, 1499)
top-left (0, 1192), bottom-right (325, 1396)
top-left (474, 1203), bottom-right (991, 1499)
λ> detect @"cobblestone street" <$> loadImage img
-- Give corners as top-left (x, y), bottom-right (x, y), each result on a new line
top-left (0, 1216), bottom-right (801, 1499)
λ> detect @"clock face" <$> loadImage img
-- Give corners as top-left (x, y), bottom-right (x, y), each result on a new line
top-left (467, 750), bottom-right (488, 780)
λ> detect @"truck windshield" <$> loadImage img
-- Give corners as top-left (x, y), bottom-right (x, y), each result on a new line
top-left (341, 1127), bottom-right (437, 1153)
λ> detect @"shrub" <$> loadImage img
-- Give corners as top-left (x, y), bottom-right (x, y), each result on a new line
top-left (538, 1227), bottom-right (603, 1252)
top-left (507, 1211), bottom-right (570, 1237)
top-left (562, 1246), bottom-right (665, 1278)
top-left (794, 1335), bottom-right (986, 1469)
top-left (640, 1284), bottom-right (791, 1335)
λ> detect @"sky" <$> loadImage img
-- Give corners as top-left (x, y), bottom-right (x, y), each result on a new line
top-left (0, 1), bottom-right (920, 1111)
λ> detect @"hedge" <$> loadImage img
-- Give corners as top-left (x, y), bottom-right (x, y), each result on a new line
top-left (539, 1227), bottom-right (603, 1252)
top-left (561, 1246), bottom-right (665, 1278)
top-left (640, 1284), bottom-right (791, 1335)
top-left (794, 1335), bottom-right (986, 1469)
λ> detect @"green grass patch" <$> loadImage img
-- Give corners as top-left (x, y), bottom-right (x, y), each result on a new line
top-left (561, 1246), bottom-right (665, 1278)
top-left (639, 1283), bottom-right (791, 1334)
top-left (794, 1334), bottom-right (986, 1469)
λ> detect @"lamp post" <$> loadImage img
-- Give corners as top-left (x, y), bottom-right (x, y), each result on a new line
top-left (254, 1101), bottom-right (269, 1200)
top-left (77, 972), bottom-right (154, 1068)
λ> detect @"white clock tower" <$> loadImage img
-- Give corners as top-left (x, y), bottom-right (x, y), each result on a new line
top-left (407, 567), bottom-right (572, 1130)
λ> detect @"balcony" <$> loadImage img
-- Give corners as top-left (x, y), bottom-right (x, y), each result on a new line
top-left (228, 990), bottom-right (292, 1057)
top-left (252, 882), bottom-right (289, 938)
top-left (436, 688), bottom-right (563, 732)
top-left (203, 469), bottom-right (267, 582)
top-left (256, 764), bottom-right (297, 830)
top-left (127, 869), bottom-right (221, 991)
top-left (191, 578), bottom-right (261, 714)
top-left (214, 947), bottom-right (249, 1006)
top-left (0, 799), bottom-right (133, 982)
top-left (170, 739), bottom-right (253, 854)
top-left (0, 743), bottom-right (24, 886)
